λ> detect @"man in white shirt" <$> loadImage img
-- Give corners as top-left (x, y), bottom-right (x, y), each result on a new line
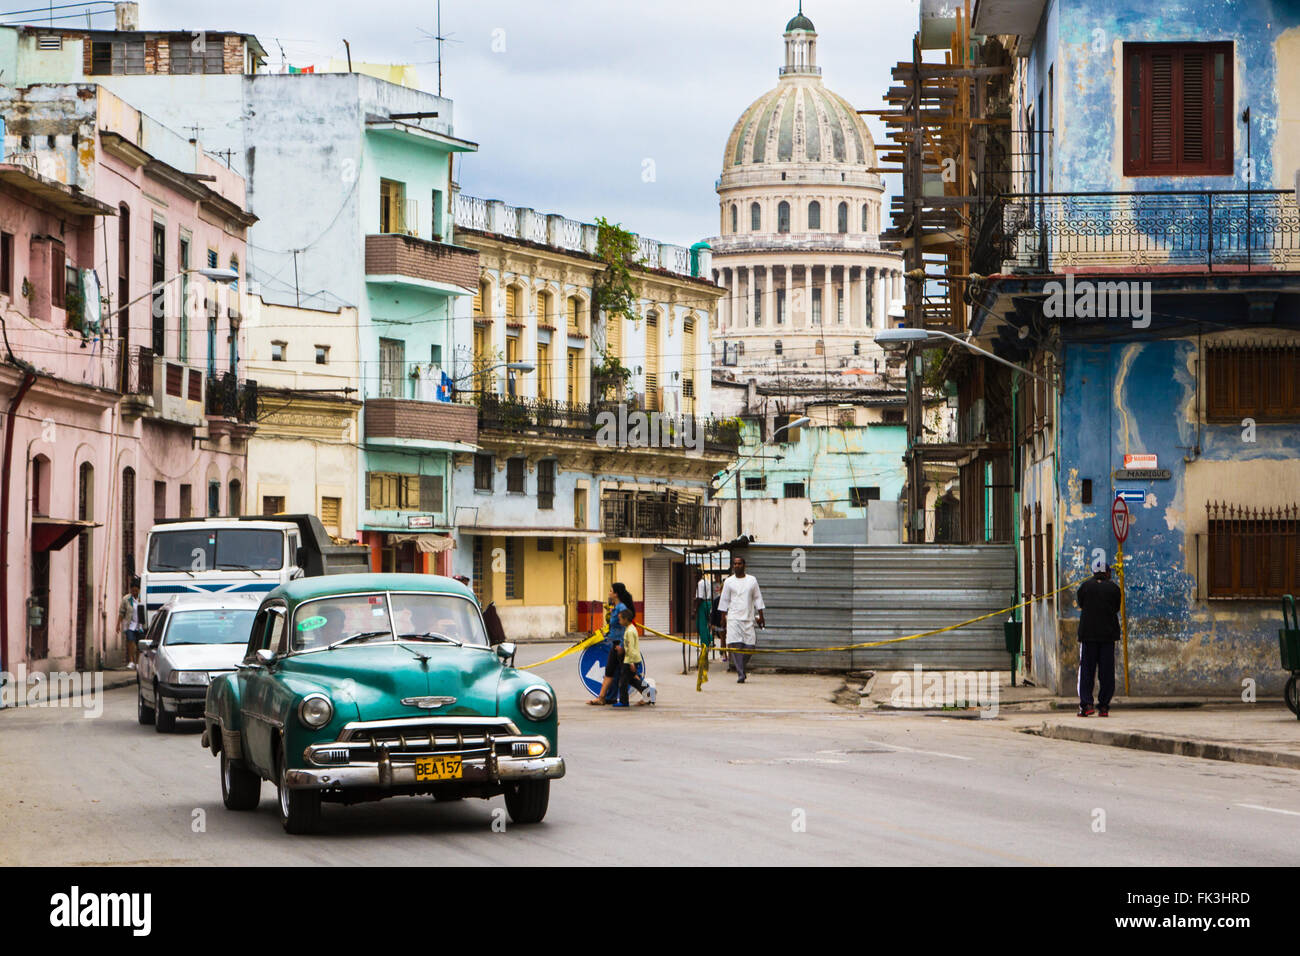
top-left (717, 555), bottom-right (764, 683)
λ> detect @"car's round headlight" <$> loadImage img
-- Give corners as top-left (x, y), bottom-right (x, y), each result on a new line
top-left (520, 686), bottom-right (554, 721)
top-left (174, 670), bottom-right (209, 686)
top-left (298, 694), bottom-right (334, 728)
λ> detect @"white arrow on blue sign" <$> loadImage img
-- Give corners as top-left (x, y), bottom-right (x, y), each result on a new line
top-left (1116, 489), bottom-right (1145, 503)
top-left (579, 641), bottom-right (646, 699)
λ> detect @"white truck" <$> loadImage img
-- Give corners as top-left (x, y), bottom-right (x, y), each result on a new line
top-left (140, 515), bottom-right (370, 620)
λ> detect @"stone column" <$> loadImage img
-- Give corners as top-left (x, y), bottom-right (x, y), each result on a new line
top-left (764, 266), bottom-right (773, 330)
top-left (803, 263), bottom-right (814, 328)
top-left (824, 265), bottom-right (835, 327)
top-left (875, 268), bottom-right (888, 327)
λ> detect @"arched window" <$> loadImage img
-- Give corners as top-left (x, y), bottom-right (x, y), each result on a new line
top-left (777, 201), bottom-right (790, 233)
top-left (837, 202), bottom-right (849, 234)
top-left (228, 478), bottom-right (242, 516)
top-left (730, 204), bottom-right (738, 234)
top-left (862, 203), bottom-right (870, 232)
top-left (775, 340), bottom-right (783, 357)
top-left (750, 202), bottom-right (761, 232)
top-left (808, 201), bottom-right (821, 230)
top-left (853, 340), bottom-right (861, 356)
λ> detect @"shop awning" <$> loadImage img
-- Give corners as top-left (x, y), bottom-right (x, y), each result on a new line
top-left (31, 517), bottom-right (99, 553)
top-left (385, 533), bottom-right (455, 554)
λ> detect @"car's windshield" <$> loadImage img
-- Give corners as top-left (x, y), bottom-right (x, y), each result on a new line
top-left (164, 608), bottom-right (257, 645)
top-left (291, 592), bottom-right (488, 652)
top-left (148, 529), bottom-right (284, 572)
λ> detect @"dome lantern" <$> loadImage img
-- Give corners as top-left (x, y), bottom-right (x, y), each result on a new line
top-left (782, 3), bottom-right (819, 76)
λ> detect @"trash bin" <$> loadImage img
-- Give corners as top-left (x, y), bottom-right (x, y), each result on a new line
top-left (1003, 620), bottom-right (1023, 656)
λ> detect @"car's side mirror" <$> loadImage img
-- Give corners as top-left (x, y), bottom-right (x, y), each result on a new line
top-left (295, 545), bottom-right (308, 569)
top-left (496, 642), bottom-right (517, 665)
top-left (136, 638), bottom-right (154, 652)
top-left (255, 648), bottom-right (275, 665)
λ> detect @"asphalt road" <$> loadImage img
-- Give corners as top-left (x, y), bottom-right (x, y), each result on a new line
top-left (3, 640), bottom-right (1299, 865)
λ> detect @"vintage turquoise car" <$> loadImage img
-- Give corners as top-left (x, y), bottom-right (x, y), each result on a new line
top-left (201, 573), bottom-right (564, 833)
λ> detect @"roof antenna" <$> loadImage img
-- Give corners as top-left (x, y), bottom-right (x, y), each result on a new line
top-left (435, 0), bottom-right (446, 96)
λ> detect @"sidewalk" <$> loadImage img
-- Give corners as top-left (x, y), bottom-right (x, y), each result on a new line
top-left (860, 668), bottom-right (1300, 770)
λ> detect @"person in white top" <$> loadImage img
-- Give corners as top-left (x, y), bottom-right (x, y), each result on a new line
top-left (717, 555), bottom-right (764, 683)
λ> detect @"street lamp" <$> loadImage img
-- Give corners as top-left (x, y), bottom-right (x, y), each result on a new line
top-left (874, 326), bottom-right (1053, 385)
top-left (112, 267), bottom-right (240, 323)
top-left (712, 415), bottom-right (811, 535)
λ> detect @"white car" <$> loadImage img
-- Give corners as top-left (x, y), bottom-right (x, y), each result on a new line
top-left (136, 597), bottom-right (260, 733)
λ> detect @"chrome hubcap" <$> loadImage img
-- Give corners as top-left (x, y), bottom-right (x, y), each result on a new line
top-left (279, 765), bottom-right (289, 817)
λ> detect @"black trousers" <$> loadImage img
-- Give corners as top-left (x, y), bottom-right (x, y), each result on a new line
top-left (1078, 641), bottom-right (1116, 709)
top-left (618, 663), bottom-right (649, 705)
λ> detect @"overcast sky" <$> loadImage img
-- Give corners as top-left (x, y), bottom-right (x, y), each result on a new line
top-left (81, 0), bottom-right (920, 247)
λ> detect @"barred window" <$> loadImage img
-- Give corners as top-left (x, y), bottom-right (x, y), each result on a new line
top-left (507, 457), bottom-right (526, 493)
top-left (850, 487), bottom-right (880, 507)
top-left (743, 476), bottom-right (766, 492)
top-left (1206, 343), bottom-right (1300, 423)
top-left (474, 454), bottom-right (493, 492)
top-left (504, 539), bottom-right (521, 599)
top-left (1207, 502), bottom-right (1300, 598)
top-left (783, 482), bottom-right (805, 499)
top-left (169, 37), bottom-right (225, 74)
top-left (537, 460), bottom-right (556, 510)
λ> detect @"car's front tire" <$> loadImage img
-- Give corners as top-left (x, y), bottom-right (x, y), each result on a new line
top-left (277, 744), bottom-right (321, 834)
top-left (154, 684), bottom-right (176, 733)
top-left (136, 680), bottom-right (155, 725)
top-left (503, 779), bottom-right (550, 824)
top-left (220, 750), bottom-right (261, 811)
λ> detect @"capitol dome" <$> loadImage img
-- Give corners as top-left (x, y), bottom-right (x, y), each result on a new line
top-left (719, 6), bottom-right (879, 185)
top-left (706, 7), bottom-right (903, 380)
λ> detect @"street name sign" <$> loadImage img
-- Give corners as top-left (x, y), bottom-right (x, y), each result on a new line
top-left (1113, 468), bottom-right (1171, 480)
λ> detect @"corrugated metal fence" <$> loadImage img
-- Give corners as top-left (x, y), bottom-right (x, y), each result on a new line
top-left (741, 544), bottom-right (1016, 671)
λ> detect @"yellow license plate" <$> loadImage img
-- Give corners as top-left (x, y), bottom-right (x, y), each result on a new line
top-left (414, 755), bottom-right (463, 781)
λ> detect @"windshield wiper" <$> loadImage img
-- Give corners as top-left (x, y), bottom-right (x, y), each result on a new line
top-left (325, 630), bottom-right (390, 650)
top-left (217, 564), bottom-right (266, 577)
top-left (396, 631), bottom-right (462, 646)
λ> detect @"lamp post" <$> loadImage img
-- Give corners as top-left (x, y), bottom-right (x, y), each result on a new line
top-left (114, 267), bottom-right (239, 389)
top-left (712, 415), bottom-right (811, 536)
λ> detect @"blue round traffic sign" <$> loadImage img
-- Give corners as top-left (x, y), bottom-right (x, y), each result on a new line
top-left (579, 640), bottom-right (646, 698)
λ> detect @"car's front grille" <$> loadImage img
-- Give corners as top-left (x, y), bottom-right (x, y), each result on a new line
top-left (333, 718), bottom-right (518, 763)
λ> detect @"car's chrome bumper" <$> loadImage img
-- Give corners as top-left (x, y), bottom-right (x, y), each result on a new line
top-left (285, 755), bottom-right (565, 789)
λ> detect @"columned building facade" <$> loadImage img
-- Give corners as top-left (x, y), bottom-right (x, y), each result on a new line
top-left (709, 10), bottom-right (903, 376)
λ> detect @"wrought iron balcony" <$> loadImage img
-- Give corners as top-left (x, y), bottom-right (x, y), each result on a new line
top-left (457, 391), bottom-right (741, 453)
top-left (976, 189), bottom-right (1300, 275)
top-left (601, 491), bottom-right (721, 541)
top-left (206, 372), bottom-right (258, 423)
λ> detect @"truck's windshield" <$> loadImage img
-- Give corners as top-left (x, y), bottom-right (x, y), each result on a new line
top-left (148, 529), bottom-right (284, 572)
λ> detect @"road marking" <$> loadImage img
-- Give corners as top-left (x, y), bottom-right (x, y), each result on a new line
top-left (728, 757), bottom-right (848, 765)
top-left (860, 740), bottom-right (973, 761)
top-left (1236, 802), bottom-right (1300, 817)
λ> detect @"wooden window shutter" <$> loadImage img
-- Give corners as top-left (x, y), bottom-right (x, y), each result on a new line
top-left (606, 314), bottom-right (621, 358)
top-left (507, 286), bottom-right (519, 322)
top-left (365, 472), bottom-right (374, 510)
top-left (473, 283), bottom-right (484, 316)
top-left (1124, 43), bottom-right (1231, 176)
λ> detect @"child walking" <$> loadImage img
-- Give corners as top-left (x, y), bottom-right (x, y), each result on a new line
top-left (615, 609), bottom-right (656, 707)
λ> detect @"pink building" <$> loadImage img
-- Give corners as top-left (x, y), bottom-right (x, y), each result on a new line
top-left (0, 85), bottom-right (257, 677)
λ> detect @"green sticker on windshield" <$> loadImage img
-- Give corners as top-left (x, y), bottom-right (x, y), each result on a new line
top-left (298, 615), bottom-right (328, 632)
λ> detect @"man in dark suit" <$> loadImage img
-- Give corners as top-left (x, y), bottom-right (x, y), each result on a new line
top-left (1076, 556), bottom-right (1123, 716)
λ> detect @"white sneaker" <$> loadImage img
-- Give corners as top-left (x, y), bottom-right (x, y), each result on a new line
top-left (127, 662), bottom-right (135, 670)
top-left (645, 683), bottom-right (657, 705)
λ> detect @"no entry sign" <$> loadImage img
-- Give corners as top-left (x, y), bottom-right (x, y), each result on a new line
top-left (1111, 496), bottom-right (1130, 543)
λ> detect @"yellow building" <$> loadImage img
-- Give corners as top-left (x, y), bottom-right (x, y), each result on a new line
top-left (449, 196), bottom-right (739, 639)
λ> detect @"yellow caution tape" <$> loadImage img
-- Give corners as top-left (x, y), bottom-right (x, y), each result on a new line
top-left (637, 576), bottom-right (1081, 656)
top-left (519, 629), bottom-right (607, 670)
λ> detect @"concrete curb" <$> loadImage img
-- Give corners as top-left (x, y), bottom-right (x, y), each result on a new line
top-left (1025, 721), bottom-right (1300, 771)
top-left (0, 670), bottom-right (136, 710)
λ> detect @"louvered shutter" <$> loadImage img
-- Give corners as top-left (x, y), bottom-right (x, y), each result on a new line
top-left (419, 474), bottom-right (441, 512)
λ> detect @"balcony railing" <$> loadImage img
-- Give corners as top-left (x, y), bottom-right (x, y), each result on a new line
top-left (121, 343), bottom-right (154, 395)
top-left (978, 190), bottom-right (1300, 274)
top-left (457, 391), bottom-right (741, 453)
top-left (206, 373), bottom-right (258, 422)
top-left (601, 492), bottom-right (721, 541)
